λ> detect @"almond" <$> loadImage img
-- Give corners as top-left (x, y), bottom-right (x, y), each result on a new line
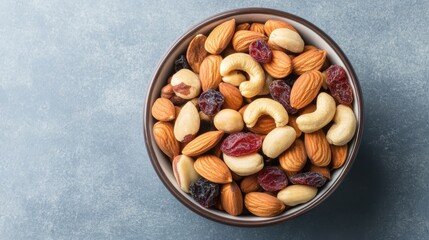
top-left (232, 30), bottom-right (268, 52)
top-left (264, 19), bottom-right (297, 36)
top-left (199, 55), bottom-right (223, 91)
top-left (244, 192), bottom-right (286, 217)
top-left (288, 116), bottom-right (302, 138)
top-left (279, 139), bottom-right (307, 172)
top-left (248, 115), bottom-right (276, 135)
top-left (308, 165), bottom-right (331, 179)
top-left (249, 23), bottom-right (265, 34)
top-left (161, 83), bottom-right (174, 99)
top-left (292, 49), bottom-right (327, 75)
top-left (262, 50), bottom-right (292, 78)
top-left (239, 174), bottom-right (260, 193)
top-left (151, 98), bottom-right (175, 121)
top-left (304, 130), bottom-right (331, 167)
top-left (290, 70), bottom-right (323, 109)
top-left (236, 22), bottom-right (250, 31)
top-left (194, 155), bottom-right (232, 184)
top-left (153, 121), bottom-right (180, 160)
top-left (219, 82), bottom-right (243, 110)
top-left (186, 34), bottom-right (209, 73)
top-left (221, 182), bottom-right (243, 216)
top-left (182, 131), bottom-right (224, 157)
top-left (205, 19), bottom-right (236, 54)
top-left (331, 144), bottom-right (348, 169)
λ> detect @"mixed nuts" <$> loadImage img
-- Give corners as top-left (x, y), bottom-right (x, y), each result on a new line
top-left (151, 18), bottom-right (357, 217)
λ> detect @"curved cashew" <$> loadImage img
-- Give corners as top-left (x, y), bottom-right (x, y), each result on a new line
top-left (243, 98), bottom-right (288, 128)
top-left (262, 126), bottom-right (296, 158)
top-left (223, 153), bottom-right (264, 176)
top-left (220, 53), bottom-right (265, 98)
top-left (326, 105), bottom-right (357, 146)
top-left (296, 92), bottom-right (336, 133)
top-left (221, 70), bottom-right (246, 86)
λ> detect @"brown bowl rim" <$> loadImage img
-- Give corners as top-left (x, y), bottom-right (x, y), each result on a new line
top-left (143, 7), bottom-right (364, 227)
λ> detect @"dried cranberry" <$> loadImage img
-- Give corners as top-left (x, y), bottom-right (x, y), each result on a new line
top-left (221, 132), bottom-right (263, 157)
top-left (289, 172), bottom-right (326, 187)
top-left (257, 166), bottom-right (288, 192)
top-left (189, 178), bottom-right (220, 208)
top-left (198, 90), bottom-right (224, 117)
top-left (249, 40), bottom-right (272, 63)
top-left (269, 80), bottom-right (298, 114)
top-left (174, 54), bottom-right (191, 72)
top-left (325, 65), bottom-right (353, 105)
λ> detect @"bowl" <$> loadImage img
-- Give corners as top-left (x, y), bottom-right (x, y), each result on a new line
top-left (143, 8), bottom-right (364, 226)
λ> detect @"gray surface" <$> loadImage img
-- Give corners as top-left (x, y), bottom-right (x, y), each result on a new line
top-left (1, 0), bottom-right (428, 239)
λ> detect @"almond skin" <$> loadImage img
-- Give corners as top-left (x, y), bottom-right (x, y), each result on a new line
top-left (194, 155), bottom-right (232, 184)
top-left (308, 165), bottom-right (331, 179)
top-left (186, 34), bottom-right (209, 73)
top-left (288, 116), bottom-right (302, 138)
top-left (181, 131), bottom-right (224, 157)
top-left (244, 192), bottom-right (286, 217)
top-left (232, 30), bottom-right (268, 52)
top-left (279, 139), bottom-right (307, 172)
top-left (239, 174), bottom-right (260, 193)
top-left (153, 121), bottom-right (180, 160)
top-left (205, 19), bottom-right (236, 54)
top-left (292, 49), bottom-right (327, 75)
top-left (236, 22), bottom-right (250, 31)
top-left (304, 130), bottom-right (331, 167)
top-left (219, 82), bottom-right (243, 110)
top-left (221, 182), bottom-right (244, 216)
top-left (248, 115), bottom-right (276, 135)
top-left (199, 55), bottom-right (223, 91)
top-left (249, 23), bottom-right (265, 34)
top-left (264, 19), bottom-right (297, 36)
top-left (290, 70), bottom-right (324, 109)
top-left (262, 50), bottom-right (292, 78)
top-left (331, 144), bottom-right (348, 169)
top-left (151, 98), bottom-right (175, 121)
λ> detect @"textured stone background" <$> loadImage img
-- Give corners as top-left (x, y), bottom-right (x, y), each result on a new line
top-left (1, 0), bottom-right (428, 239)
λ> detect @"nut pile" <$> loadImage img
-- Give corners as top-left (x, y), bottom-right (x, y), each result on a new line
top-left (152, 18), bottom-right (357, 217)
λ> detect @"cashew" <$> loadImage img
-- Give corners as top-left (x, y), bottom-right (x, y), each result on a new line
top-left (174, 101), bottom-right (200, 142)
top-left (221, 70), bottom-right (246, 86)
top-left (262, 126), bottom-right (296, 158)
top-left (277, 185), bottom-right (317, 206)
top-left (257, 73), bottom-right (273, 96)
top-left (220, 53), bottom-right (265, 98)
top-left (223, 153), bottom-right (264, 176)
top-left (326, 105), bottom-right (357, 146)
top-left (268, 28), bottom-right (304, 53)
top-left (171, 69), bottom-right (201, 99)
top-left (296, 92), bottom-right (336, 133)
top-left (243, 98), bottom-right (288, 128)
top-left (213, 109), bottom-right (244, 133)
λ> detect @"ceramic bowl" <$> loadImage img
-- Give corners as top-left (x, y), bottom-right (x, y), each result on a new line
top-left (144, 8), bottom-right (364, 226)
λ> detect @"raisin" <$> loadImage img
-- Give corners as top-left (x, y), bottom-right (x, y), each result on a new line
top-left (189, 178), bottom-right (220, 208)
top-left (325, 65), bottom-right (353, 105)
top-left (289, 172), bottom-right (326, 187)
top-left (249, 40), bottom-right (272, 63)
top-left (198, 90), bottom-right (224, 117)
top-left (221, 132), bottom-right (263, 157)
top-left (269, 80), bottom-right (298, 114)
top-left (174, 54), bottom-right (191, 72)
top-left (257, 166), bottom-right (288, 192)
top-left (284, 74), bottom-right (298, 86)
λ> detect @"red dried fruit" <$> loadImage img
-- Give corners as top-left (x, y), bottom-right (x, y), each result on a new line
top-left (257, 166), bottom-right (288, 192)
top-left (198, 89), bottom-right (224, 117)
top-left (325, 65), bottom-right (353, 105)
top-left (289, 171), bottom-right (326, 187)
top-left (189, 178), bottom-right (220, 208)
top-left (269, 80), bottom-right (298, 114)
top-left (249, 40), bottom-right (272, 63)
top-left (221, 132), bottom-right (262, 157)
